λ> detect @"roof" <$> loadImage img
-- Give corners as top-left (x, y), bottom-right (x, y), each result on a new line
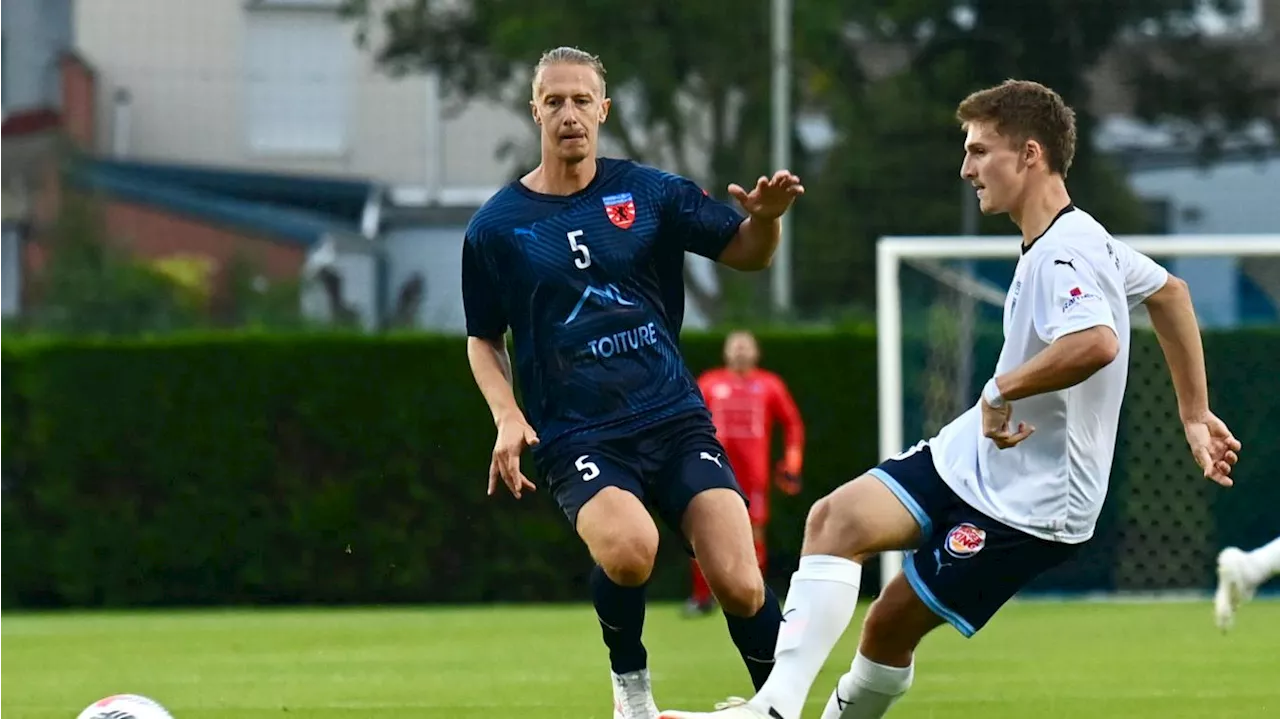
top-left (70, 159), bottom-right (379, 248)
top-left (1, 108), bottom-right (62, 138)
top-left (2, 112), bottom-right (64, 221)
top-left (380, 203), bottom-right (479, 228)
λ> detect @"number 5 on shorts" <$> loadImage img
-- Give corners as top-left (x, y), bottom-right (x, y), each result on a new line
top-left (576, 454), bottom-right (601, 481)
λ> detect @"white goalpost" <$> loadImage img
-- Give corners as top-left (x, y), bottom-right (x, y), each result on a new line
top-left (875, 234), bottom-right (1280, 590)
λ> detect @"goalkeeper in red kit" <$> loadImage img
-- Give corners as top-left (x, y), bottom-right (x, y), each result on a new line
top-left (687, 330), bottom-right (806, 616)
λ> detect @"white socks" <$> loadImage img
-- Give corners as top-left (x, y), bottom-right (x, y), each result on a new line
top-left (819, 652), bottom-right (914, 719)
top-left (1245, 537), bottom-right (1280, 585)
top-left (749, 555), bottom-right (863, 719)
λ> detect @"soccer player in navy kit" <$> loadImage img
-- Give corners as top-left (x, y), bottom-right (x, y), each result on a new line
top-left (462, 47), bottom-right (804, 719)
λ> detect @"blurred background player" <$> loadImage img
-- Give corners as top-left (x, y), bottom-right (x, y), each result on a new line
top-left (462, 47), bottom-right (804, 719)
top-left (1214, 537), bottom-right (1280, 631)
top-left (687, 330), bottom-right (806, 616)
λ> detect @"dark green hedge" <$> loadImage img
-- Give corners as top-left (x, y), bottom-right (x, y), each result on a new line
top-left (0, 330), bottom-right (879, 608)
top-left (4, 327), bottom-right (1277, 608)
top-left (2, 333), bottom-right (528, 607)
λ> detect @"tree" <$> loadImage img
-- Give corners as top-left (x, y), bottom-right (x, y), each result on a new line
top-left (23, 194), bottom-right (206, 336)
top-left (788, 0), bottom-right (1278, 312)
top-left (343, 0), bottom-right (858, 322)
top-left (346, 0), bottom-right (1278, 321)
top-left (20, 191), bottom-right (309, 337)
top-left (852, 0), bottom-right (1277, 157)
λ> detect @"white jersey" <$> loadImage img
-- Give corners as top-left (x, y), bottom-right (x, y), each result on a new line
top-left (928, 207), bottom-right (1169, 543)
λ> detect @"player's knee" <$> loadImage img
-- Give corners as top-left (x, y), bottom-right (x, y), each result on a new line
top-left (710, 571), bottom-right (764, 617)
top-left (804, 493), bottom-right (871, 559)
top-left (579, 489), bottom-right (660, 585)
top-left (594, 532), bottom-right (659, 586)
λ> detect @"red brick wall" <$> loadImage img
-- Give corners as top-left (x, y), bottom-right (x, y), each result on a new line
top-left (104, 200), bottom-right (308, 281)
top-left (60, 53), bottom-right (98, 151)
top-left (20, 55), bottom-right (311, 317)
top-left (23, 196), bottom-right (308, 312)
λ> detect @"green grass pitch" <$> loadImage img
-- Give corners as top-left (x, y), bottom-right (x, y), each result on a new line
top-left (4, 599), bottom-right (1278, 718)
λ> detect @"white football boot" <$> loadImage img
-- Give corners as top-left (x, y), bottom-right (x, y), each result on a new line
top-left (659, 697), bottom-right (776, 719)
top-left (1214, 547), bottom-right (1257, 632)
top-left (613, 669), bottom-right (660, 719)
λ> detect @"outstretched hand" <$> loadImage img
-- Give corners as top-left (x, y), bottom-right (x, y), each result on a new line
top-left (728, 169), bottom-right (804, 220)
top-left (1183, 411), bottom-right (1241, 487)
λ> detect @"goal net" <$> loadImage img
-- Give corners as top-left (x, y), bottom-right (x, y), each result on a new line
top-left (876, 234), bottom-right (1280, 595)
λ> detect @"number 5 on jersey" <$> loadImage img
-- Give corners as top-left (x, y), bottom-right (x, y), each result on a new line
top-left (568, 230), bottom-right (591, 269)
top-left (576, 454), bottom-right (600, 481)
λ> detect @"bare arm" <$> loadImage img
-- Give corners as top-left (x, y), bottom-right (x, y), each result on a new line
top-left (994, 326), bottom-right (1120, 401)
top-left (718, 215), bottom-right (781, 271)
top-left (1142, 275), bottom-right (1208, 420)
top-left (717, 170), bottom-right (804, 271)
top-left (1141, 274), bottom-right (1242, 485)
top-left (467, 335), bottom-right (539, 498)
top-left (983, 325), bottom-right (1118, 450)
top-left (467, 335), bottom-right (522, 425)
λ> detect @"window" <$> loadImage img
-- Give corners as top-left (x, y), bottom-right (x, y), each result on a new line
top-left (244, 9), bottom-right (352, 155)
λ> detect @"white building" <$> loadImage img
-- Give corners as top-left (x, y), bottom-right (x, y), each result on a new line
top-left (72, 0), bottom-right (529, 205)
top-left (1096, 114), bottom-right (1280, 327)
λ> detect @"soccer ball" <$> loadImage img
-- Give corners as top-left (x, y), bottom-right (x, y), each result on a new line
top-left (76, 694), bottom-right (174, 719)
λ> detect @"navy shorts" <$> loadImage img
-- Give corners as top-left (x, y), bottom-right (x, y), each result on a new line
top-left (870, 442), bottom-right (1082, 637)
top-left (535, 412), bottom-right (747, 554)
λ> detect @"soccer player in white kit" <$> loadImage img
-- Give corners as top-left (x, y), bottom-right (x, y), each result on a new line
top-left (659, 79), bottom-right (1243, 719)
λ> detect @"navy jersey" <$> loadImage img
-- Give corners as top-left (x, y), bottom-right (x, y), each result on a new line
top-left (462, 158), bottom-right (744, 456)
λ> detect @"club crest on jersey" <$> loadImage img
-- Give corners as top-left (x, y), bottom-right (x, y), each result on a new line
top-left (944, 523), bottom-right (986, 558)
top-left (603, 192), bottom-right (636, 230)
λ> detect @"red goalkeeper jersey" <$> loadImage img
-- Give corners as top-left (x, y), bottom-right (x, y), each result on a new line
top-left (697, 368), bottom-right (805, 490)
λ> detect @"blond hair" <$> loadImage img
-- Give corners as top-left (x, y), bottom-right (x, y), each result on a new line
top-left (532, 46), bottom-right (607, 96)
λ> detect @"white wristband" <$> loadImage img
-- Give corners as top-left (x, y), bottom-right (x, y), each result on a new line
top-left (982, 378), bottom-right (1005, 408)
